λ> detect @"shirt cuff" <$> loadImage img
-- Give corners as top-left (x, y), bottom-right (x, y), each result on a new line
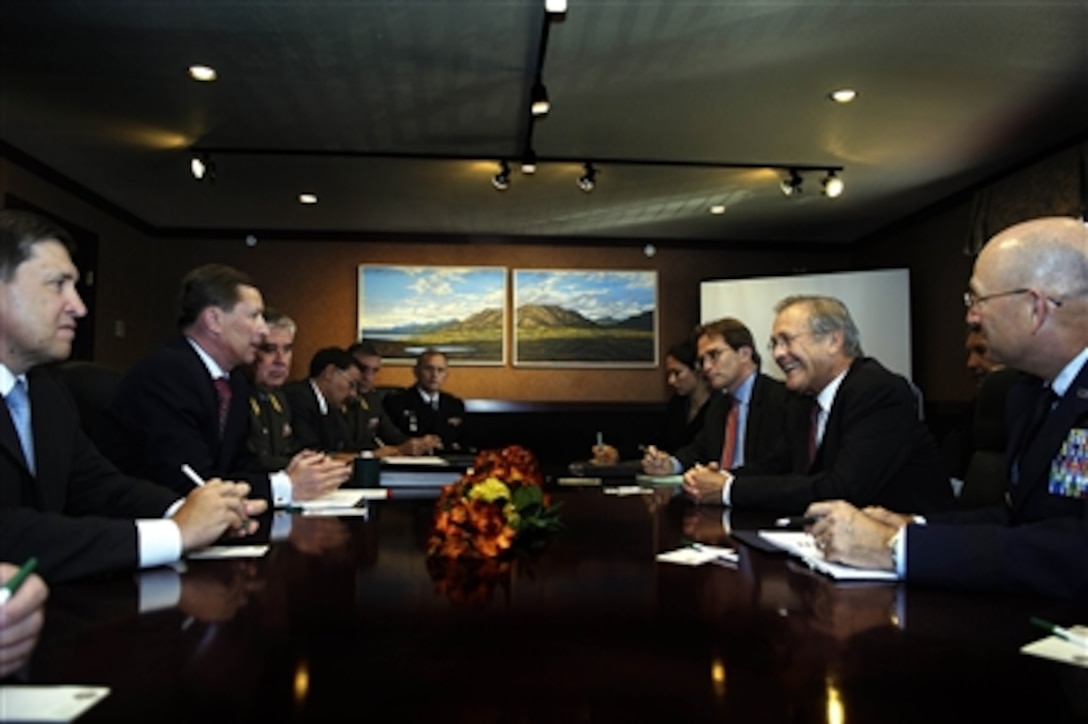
top-left (892, 527), bottom-right (907, 578)
top-left (669, 456), bottom-right (682, 474)
top-left (136, 518), bottom-right (182, 569)
top-left (271, 471), bottom-right (293, 507)
top-left (721, 472), bottom-right (734, 506)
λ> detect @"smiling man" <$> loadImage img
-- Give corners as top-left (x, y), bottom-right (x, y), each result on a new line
top-left (95, 264), bottom-right (350, 505)
top-left (682, 295), bottom-right (954, 514)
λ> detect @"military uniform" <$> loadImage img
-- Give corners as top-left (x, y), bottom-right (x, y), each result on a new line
top-left (246, 389), bottom-right (300, 471)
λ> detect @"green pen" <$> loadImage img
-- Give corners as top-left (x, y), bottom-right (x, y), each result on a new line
top-left (1031, 617), bottom-right (1088, 648)
top-left (0, 557), bottom-right (39, 607)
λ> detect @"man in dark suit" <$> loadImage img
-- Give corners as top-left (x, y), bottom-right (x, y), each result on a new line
top-left (642, 317), bottom-right (789, 476)
top-left (383, 349), bottom-right (468, 450)
top-left (282, 347), bottom-right (364, 453)
top-left (0, 210), bottom-right (264, 583)
top-left (244, 308), bottom-right (301, 471)
top-left (95, 264), bottom-right (350, 507)
top-left (683, 296), bottom-right (953, 514)
top-left (811, 216), bottom-right (1088, 597)
top-left (344, 342), bottom-right (440, 456)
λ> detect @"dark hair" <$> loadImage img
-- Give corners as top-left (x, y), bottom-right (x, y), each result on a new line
top-left (695, 317), bottom-right (761, 366)
top-left (347, 341), bottom-right (380, 358)
top-left (177, 264), bottom-right (255, 329)
top-left (666, 337), bottom-right (698, 369)
top-left (0, 209), bottom-right (76, 282)
top-left (416, 348), bottom-right (447, 367)
top-left (308, 347), bottom-right (359, 379)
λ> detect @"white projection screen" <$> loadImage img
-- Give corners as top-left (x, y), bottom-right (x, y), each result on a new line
top-left (700, 269), bottom-right (912, 381)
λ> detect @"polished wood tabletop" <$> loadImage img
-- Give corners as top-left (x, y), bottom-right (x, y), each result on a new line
top-left (16, 489), bottom-right (1088, 723)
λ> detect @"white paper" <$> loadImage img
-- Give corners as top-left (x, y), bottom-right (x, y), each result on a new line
top-left (301, 507), bottom-right (370, 518)
top-left (635, 473), bottom-right (684, 486)
top-left (290, 490), bottom-right (368, 510)
top-left (187, 545), bottom-right (270, 559)
top-left (0, 685), bottom-right (110, 722)
top-left (604, 486), bottom-right (654, 496)
top-left (1021, 625), bottom-right (1088, 667)
top-left (758, 531), bottom-right (899, 581)
top-left (381, 456), bottom-right (448, 466)
top-left (656, 545), bottom-right (739, 566)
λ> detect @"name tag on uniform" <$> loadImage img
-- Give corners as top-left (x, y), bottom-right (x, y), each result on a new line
top-left (1048, 428), bottom-right (1088, 499)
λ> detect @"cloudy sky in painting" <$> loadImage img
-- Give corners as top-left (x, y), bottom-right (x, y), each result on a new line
top-left (359, 266), bottom-right (505, 329)
top-left (514, 270), bottom-right (656, 321)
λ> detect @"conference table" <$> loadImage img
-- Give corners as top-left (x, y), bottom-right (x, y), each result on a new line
top-left (16, 487), bottom-right (1088, 723)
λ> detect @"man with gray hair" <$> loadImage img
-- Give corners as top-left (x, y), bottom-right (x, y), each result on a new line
top-left (810, 217), bottom-right (1088, 597)
top-left (683, 294), bottom-right (954, 514)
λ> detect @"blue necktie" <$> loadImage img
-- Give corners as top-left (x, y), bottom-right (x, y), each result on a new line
top-left (5, 379), bottom-right (35, 475)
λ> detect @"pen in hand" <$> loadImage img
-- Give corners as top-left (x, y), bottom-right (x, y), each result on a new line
top-left (0, 557), bottom-right (39, 607)
top-left (181, 463), bottom-right (206, 488)
top-left (775, 516), bottom-right (820, 528)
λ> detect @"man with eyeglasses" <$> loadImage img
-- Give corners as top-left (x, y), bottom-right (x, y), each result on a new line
top-left (283, 347), bottom-right (366, 453)
top-left (642, 317), bottom-right (789, 479)
top-left (244, 308), bottom-right (303, 470)
top-left (682, 295), bottom-right (954, 515)
top-left (808, 216), bottom-right (1088, 597)
top-left (344, 342), bottom-right (441, 456)
top-left (97, 265), bottom-right (350, 506)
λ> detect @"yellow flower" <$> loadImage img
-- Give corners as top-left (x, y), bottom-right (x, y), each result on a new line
top-left (467, 477), bottom-right (511, 503)
top-left (504, 502), bottom-right (520, 527)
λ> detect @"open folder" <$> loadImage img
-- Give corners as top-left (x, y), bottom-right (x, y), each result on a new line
top-left (757, 531), bottom-right (899, 581)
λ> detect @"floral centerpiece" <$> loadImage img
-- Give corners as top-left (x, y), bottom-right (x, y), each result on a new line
top-left (427, 445), bottom-right (562, 560)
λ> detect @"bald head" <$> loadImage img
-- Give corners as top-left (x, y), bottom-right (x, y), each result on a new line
top-left (968, 216), bottom-right (1088, 379)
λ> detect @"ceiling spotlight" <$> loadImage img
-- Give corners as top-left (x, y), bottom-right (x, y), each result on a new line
top-left (492, 161), bottom-right (511, 191)
top-left (780, 169), bottom-right (803, 197)
top-left (710, 204), bottom-right (726, 215)
top-left (822, 171), bottom-right (845, 198)
top-left (829, 88), bottom-right (857, 104)
top-left (545, 0), bottom-right (568, 13)
top-left (299, 193), bottom-right (318, 204)
top-left (521, 149), bottom-right (538, 174)
top-left (188, 64), bottom-right (218, 82)
top-left (190, 152), bottom-right (215, 182)
top-left (530, 79), bottom-right (550, 117)
top-left (577, 162), bottom-right (597, 192)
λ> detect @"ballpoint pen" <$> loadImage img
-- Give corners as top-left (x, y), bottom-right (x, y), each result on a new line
top-left (0, 557), bottom-right (39, 607)
top-left (775, 516), bottom-right (820, 527)
top-left (181, 463), bottom-right (206, 487)
top-left (1031, 617), bottom-right (1088, 648)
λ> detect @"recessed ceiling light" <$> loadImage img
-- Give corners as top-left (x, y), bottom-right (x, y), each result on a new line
top-left (710, 204), bottom-right (726, 215)
top-left (829, 88), bottom-right (857, 104)
top-left (299, 193), bottom-right (318, 204)
top-left (188, 65), bottom-right (218, 82)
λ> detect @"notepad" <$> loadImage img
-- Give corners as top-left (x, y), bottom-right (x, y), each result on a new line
top-left (656, 544), bottom-right (739, 567)
top-left (187, 545), bottom-right (270, 559)
top-left (1021, 625), bottom-right (1088, 667)
top-left (0, 685), bottom-right (110, 722)
top-left (757, 531), bottom-right (899, 581)
top-left (635, 473), bottom-right (684, 486)
top-left (289, 489), bottom-right (369, 510)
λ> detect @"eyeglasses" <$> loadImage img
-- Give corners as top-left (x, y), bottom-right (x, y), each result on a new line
top-left (963, 288), bottom-right (1063, 309)
top-left (336, 367), bottom-right (361, 393)
top-left (697, 347), bottom-right (730, 367)
top-left (766, 331), bottom-right (818, 353)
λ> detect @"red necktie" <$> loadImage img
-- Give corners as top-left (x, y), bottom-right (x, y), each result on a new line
top-left (720, 396), bottom-right (739, 469)
top-left (214, 377), bottom-right (232, 437)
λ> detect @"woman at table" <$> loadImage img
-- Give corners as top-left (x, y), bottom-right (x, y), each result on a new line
top-left (592, 337), bottom-right (712, 464)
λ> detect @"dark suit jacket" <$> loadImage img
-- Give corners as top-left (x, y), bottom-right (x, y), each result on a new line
top-left (94, 337), bottom-right (271, 499)
top-left (345, 390), bottom-right (407, 451)
top-left (908, 360), bottom-right (1088, 597)
top-left (1, 368), bottom-right (179, 583)
top-left (246, 388), bottom-right (300, 471)
top-left (383, 386), bottom-right (468, 450)
top-left (731, 358), bottom-right (954, 514)
top-left (675, 373), bottom-right (790, 475)
top-left (282, 380), bottom-right (354, 453)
